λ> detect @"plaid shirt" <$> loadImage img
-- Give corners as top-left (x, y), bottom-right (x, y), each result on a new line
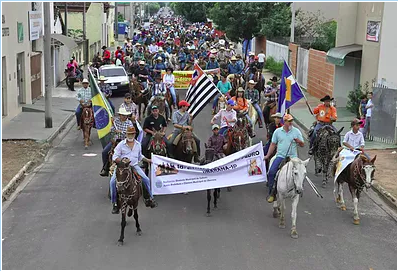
top-left (244, 88), bottom-right (260, 104)
top-left (76, 87), bottom-right (92, 103)
top-left (119, 102), bottom-right (138, 117)
top-left (111, 118), bottom-right (133, 140)
top-left (99, 83), bottom-right (112, 97)
top-left (264, 85), bottom-right (279, 103)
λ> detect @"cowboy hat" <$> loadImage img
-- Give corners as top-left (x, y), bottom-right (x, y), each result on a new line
top-left (118, 107), bottom-right (131, 116)
top-left (271, 112), bottom-right (283, 118)
top-left (139, 60), bottom-right (145, 65)
top-left (82, 79), bottom-right (89, 84)
top-left (210, 49), bottom-right (217, 54)
top-left (158, 48), bottom-right (163, 52)
top-left (283, 114), bottom-right (294, 122)
top-left (320, 95), bottom-right (334, 102)
top-left (231, 56), bottom-right (237, 61)
top-left (220, 47), bottom-right (225, 50)
top-left (249, 52), bottom-right (255, 56)
top-left (237, 87), bottom-right (245, 92)
top-left (126, 126), bottom-right (136, 134)
top-left (212, 124), bottom-right (220, 130)
top-left (157, 57), bottom-right (163, 61)
top-left (209, 54), bottom-right (216, 58)
top-left (270, 76), bottom-right (279, 82)
top-left (98, 76), bottom-right (107, 81)
top-left (248, 80), bottom-right (257, 85)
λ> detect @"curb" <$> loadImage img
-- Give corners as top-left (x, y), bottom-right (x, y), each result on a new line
top-left (2, 113), bottom-right (74, 202)
top-left (46, 113), bottom-right (74, 144)
top-left (2, 161), bottom-right (33, 201)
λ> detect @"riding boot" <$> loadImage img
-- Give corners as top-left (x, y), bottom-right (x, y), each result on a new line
top-left (258, 118), bottom-right (263, 128)
top-left (248, 125), bottom-right (256, 138)
top-left (100, 161), bottom-right (109, 177)
top-left (112, 203), bottom-right (119, 214)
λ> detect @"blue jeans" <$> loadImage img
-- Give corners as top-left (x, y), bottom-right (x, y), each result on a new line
top-left (102, 142), bottom-right (112, 166)
top-left (252, 103), bottom-right (264, 123)
top-left (310, 123), bottom-right (337, 148)
top-left (363, 117), bottom-right (371, 139)
top-left (219, 126), bottom-right (228, 136)
top-left (75, 105), bottom-right (82, 126)
top-left (180, 62), bottom-right (186, 70)
top-left (267, 156), bottom-right (284, 195)
top-left (139, 81), bottom-right (148, 90)
top-left (169, 86), bottom-right (177, 105)
top-left (213, 93), bottom-right (221, 109)
top-left (245, 114), bottom-right (253, 126)
top-left (263, 141), bottom-right (271, 157)
top-left (110, 164), bottom-right (153, 203)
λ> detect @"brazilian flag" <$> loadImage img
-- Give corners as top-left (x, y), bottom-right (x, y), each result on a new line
top-left (88, 69), bottom-right (114, 148)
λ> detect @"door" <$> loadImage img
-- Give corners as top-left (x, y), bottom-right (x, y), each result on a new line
top-left (2, 56), bottom-right (7, 116)
top-left (16, 52), bottom-right (25, 105)
top-left (30, 53), bottom-right (42, 100)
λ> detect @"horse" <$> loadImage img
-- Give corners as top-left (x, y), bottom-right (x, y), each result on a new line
top-left (333, 154), bottom-right (376, 225)
top-left (80, 103), bottom-right (94, 149)
top-left (201, 145), bottom-right (222, 216)
top-left (271, 157), bottom-right (310, 239)
top-left (253, 71), bottom-right (265, 103)
top-left (148, 96), bottom-right (167, 119)
top-left (230, 74), bottom-right (244, 97)
top-left (311, 126), bottom-right (344, 187)
top-left (247, 100), bottom-right (260, 128)
top-left (173, 128), bottom-right (196, 163)
top-left (262, 101), bottom-right (277, 131)
top-left (165, 86), bottom-right (180, 117)
top-left (114, 157), bottom-right (142, 246)
top-left (129, 79), bottom-right (150, 120)
top-left (224, 116), bottom-right (252, 156)
top-left (214, 94), bottom-right (227, 114)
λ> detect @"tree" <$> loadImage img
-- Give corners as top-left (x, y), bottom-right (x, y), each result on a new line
top-left (294, 9), bottom-right (325, 47)
top-left (311, 20), bottom-right (337, 51)
top-left (260, 3), bottom-right (292, 39)
top-left (171, 2), bottom-right (208, 23)
top-left (148, 2), bottom-right (160, 16)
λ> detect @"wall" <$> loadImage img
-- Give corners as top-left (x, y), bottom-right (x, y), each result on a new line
top-left (1, 2), bottom-right (32, 120)
top-left (296, 47), bottom-right (309, 89)
top-left (336, 2), bottom-right (358, 47)
top-left (307, 49), bottom-right (335, 99)
top-left (288, 43), bottom-right (299, 77)
top-left (265, 40), bottom-right (288, 63)
top-left (254, 36), bottom-right (266, 55)
top-left (294, 2), bottom-right (339, 21)
top-left (377, 2), bottom-right (397, 89)
top-left (333, 57), bottom-right (360, 107)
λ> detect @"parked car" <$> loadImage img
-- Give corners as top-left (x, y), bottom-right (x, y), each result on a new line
top-left (95, 65), bottom-right (130, 94)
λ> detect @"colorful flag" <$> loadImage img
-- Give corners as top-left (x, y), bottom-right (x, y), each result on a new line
top-left (278, 60), bottom-right (304, 118)
top-left (88, 69), bottom-right (114, 148)
top-left (186, 64), bottom-right (220, 119)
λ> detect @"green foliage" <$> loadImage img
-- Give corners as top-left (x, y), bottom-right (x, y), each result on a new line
top-left (311, 21), bottom-right (337, 51)
top-left (346, 82), bottom-right (369, 116)
top-left (171, 3), bottom-right (208, 23)
top-left (260, 3), bottom-right (292, 39)
top-left (148, 3), bottom-right (160, 16)
top-left (68, 29), bottom-right (83, 39)
top-left (117, 13), bottom-right (124, 22)
top-left (208, 2), bottom-right (275, 42)
top-left (264, 57), bottom-right (284, 76)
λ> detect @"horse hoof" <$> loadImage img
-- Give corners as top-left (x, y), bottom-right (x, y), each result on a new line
top-left (206, 212), bottom-right (212, 217)
top-left (213, 205), bottom-right (218, 209)
top-left (85, 146), bottom-right (88, 150)
top-left (353, 219), bottom-right (360, 225)
top-left (279, 223), bottom-right (285, 229)
top-left (136, 231), bottom-right (142, 236)
top-left (322, 182), bottom-right (326, 188)
top-left (291, 230), bottom-right (299, 239)
top-left (341, 206), bottom-right (346, 211)
top-left (117, 241), bottom-right (123, 246)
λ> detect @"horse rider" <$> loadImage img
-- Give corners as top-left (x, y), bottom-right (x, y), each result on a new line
top-left (152, 57), bottom-right (167, 78)
top-left (100, 107), bottom-right (133, 177)
top-left (110, 126), bottom-right (157, 214)
top-left (163, 67), bottom-right (177, 109)
top-left (212, 74), bottom-right (232, 114)
top-left (185, 48), bottom-right (197, 71)
top-left (134, 60), bottom-right (151, 90)
top-left (101, 46), bottom-right (111, 65)
top-left (264, 76), bottom-right (279, 107)
top-left (249, 56), bottom-right (262, 71)
top-left (170, 100), bottom-right (201, 163)
top-left (147, 75), bottom-right (171, 121)
top-left (207, 124), bottom-right (228, 160)
top-left (245, 80), bottom-right (264, 128)
top-left (211, 99), bottom-right (237, 136)
top-left (178, 48), bottom-right (187, 71)
top-left (227, 56), bottom-right (243, 82)
top-left (218, 47), bottom-right (227, 63)
top-left (133, 44), bottom-right (145, 63)
top-left (263, 112), bottom-right (283, 160)
top-left (75, 79), bottom-right (92, 130)
top-left (206, 54), bottom-right (220, 70)
top-left (342, 118), bottom-right (370, 160)
top-left (142, 105), bottom-right (173, 157)
top-left (98, 76), bottom-right (115, 114)
top-left (264, 114), bottom-right (305, 203)
top-left (308, 95), bottom-right (338, 155)
top-left (119, 93), bottom-right (138, 121)
top-left (153, 48), bottom-right (167, 63)
top-left (231, 87), bottom-right (256, 138)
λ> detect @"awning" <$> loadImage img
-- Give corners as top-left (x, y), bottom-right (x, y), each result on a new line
top-left (51, 34), bottom-right (78, 49)
top-left (326, 44), bottom-right (362, 66)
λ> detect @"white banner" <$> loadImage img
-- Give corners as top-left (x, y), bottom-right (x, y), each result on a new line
top-left (29, 11), bottom-right (42, 41)
top-left (334, 148), bottom-right (362, 181)
top-left (150, 143), bottom-right (267, 195)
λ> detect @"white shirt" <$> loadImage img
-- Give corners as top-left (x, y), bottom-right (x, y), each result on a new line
top-left (343, 130), bottom-right (365, 149)
top-left (112, 139), bottom-right (143, 167)
top-left (213, 108), bottom-right (237, 128)
top-left (163, 74), bottom-right (175, 86)
top-left (258, 53), bottom-right (266, 63)
top-left (149, 44), bottom-right (158, 54)
top-left (366, 99), bottom-right (373, 117)
top-left (116, 58), bottom-right (122, 66)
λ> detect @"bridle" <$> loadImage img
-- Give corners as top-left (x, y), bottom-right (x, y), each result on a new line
top-left (181, 129), bottom-right (194, 154)
top-left (150, 133), bottom-right (167, 155)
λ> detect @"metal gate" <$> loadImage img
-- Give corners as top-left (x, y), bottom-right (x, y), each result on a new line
top-left (30, 53), bottom-right (42, 100)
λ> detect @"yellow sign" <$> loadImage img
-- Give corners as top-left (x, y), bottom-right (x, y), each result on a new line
top-left (161, 68), bottom-right (220, 89)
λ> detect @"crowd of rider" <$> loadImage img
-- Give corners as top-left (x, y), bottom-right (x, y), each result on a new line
top-left (74, 10), bottom-right (370, 213)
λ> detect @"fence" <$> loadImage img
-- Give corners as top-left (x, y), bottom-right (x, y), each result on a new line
top-left (369, 83), bottom-right (397, 145)
top-left (265, 40), bottom-right (288, 62)
top-left (296, 47), bottom-right (309, 89)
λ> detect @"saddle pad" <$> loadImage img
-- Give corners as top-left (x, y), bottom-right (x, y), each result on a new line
top-left (334, 149), bottom-right (362, 181)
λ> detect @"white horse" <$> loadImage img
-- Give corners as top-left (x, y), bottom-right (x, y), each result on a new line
top-left (270, 157), bottom-right (310, 239)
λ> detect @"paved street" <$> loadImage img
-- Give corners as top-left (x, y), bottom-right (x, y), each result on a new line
top-left (2, 91), bottom-right (397, 270)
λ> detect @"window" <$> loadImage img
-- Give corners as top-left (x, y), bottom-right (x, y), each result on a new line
top-left (99, 68), bottom-right (126, 77)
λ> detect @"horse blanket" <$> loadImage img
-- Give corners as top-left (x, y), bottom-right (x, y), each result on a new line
top-left (334, 149), bottom-right (362, 181)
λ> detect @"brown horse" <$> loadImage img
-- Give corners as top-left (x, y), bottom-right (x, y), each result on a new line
top-left (253, 71), bottom-right (265, 98)
top-left (230, 74), bottom-right (244, 97)
top-left (173, 129), bottom-right (196, 163)
top-left (115, 157), bottom-right (142, 246)
top-left (334, 154), bottom-right (377, 225)
top-left (262, 101), bottom-right (277, 131)
top-left (165, 86), bottom-right (180, 117)
top-left (130, 78), bottom-right (150, 120)
top-left (224, 116), bottom-right (251, 156)
top-left (149, 96), bottom-right (167, 119)
top-left (80, 103), bottom-right (94, 149)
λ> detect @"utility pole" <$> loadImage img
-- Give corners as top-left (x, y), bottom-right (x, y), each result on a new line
top-left (43, 2), bottom-right (52, 128)
top-left (130, 2), bottom-right (135, 36)
top-left (83, 2), bottom-right (88, 65)
top-left (115, 2), bottom-right (118, 41)
top-left (83, 2), bottom-right (86, 40)
top-left (64, 3), bottom-right (67, 35)
top-left (290, 2), bottom-right (295, 43)
top-left (139, 3), bottom-right (142, 26)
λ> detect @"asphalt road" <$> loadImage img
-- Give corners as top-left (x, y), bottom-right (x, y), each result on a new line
top-left (2, 91), bottom-right (397, 270)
